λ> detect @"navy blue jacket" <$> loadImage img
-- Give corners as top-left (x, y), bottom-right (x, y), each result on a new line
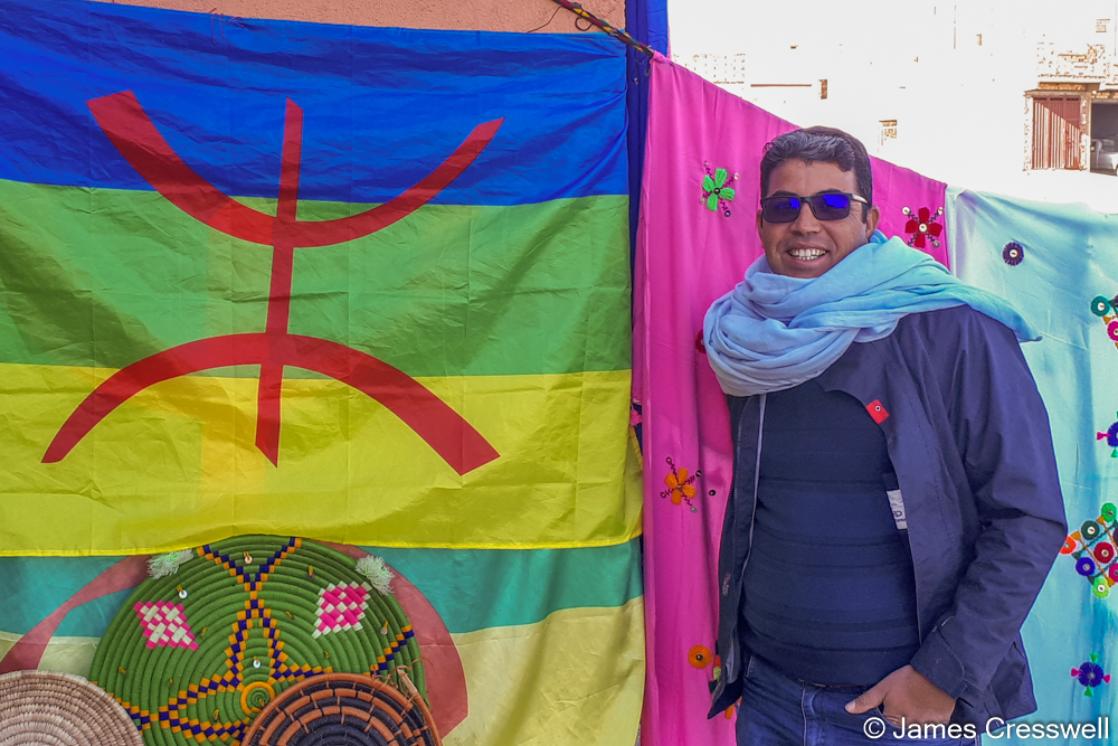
top-left (708, 306), bottom-right (1067, 725)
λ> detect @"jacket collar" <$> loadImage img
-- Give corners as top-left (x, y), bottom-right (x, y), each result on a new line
top-left (816, 337), bottom-right (882, 405)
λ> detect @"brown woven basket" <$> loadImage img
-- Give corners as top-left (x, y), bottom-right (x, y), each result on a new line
top-left (0, 670), bottom-right (142, 746)
top-left (243, 672), bottom-right (441, 745)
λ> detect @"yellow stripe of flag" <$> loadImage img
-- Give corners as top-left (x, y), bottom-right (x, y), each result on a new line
top-left (0, 363), bottom-right (641, 554)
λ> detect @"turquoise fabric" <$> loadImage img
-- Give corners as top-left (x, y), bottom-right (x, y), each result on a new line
top-left (948, 188), bottom-right (1118, 741)
top-left (703, 231), bottom-right (1037, 396)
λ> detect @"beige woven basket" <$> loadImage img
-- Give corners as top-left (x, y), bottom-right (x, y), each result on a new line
top-left (0, 670), bottom-right (142, 746)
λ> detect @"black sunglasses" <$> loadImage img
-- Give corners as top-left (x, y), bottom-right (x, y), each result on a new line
top-left (760, 192), bottom-right (869, 223)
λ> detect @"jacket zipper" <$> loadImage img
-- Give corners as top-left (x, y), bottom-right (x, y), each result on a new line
top-left (901, 491), bottom-right (925, 642)
top-left (745, 393), bottom-right (766, 572)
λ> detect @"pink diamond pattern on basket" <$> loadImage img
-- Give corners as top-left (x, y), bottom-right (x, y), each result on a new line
top-left (313, 583), bottom-right (370, 638)
top-left (133, 601), bottom-right (198, 650)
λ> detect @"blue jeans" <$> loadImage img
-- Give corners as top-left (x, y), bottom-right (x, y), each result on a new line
top-left (736, 655), bottom-right (980, 745)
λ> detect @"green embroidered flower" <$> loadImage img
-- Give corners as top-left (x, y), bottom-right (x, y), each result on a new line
top-left (702, 166), bottom-right (736, 215)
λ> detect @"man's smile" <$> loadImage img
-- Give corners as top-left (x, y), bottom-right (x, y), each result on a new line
top-left (787, 246), bottom-right (828, 263)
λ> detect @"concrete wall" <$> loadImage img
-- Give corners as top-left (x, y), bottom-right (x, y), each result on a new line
top-left (97, 0), bottom-right (624, 33)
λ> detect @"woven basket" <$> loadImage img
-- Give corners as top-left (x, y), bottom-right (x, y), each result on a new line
top-left (89, 536), bottom-right (423, 745)
top-left (0, 670), bottom-right (143, 746)
top-left (243, 672), bottom-right (440, 745)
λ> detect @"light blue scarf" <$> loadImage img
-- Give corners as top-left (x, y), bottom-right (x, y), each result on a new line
top-left (703, 231), bottom-right (1038, 396)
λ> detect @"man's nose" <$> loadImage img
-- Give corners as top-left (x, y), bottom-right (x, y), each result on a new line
top-left (790, 201), bottom-right (821, 233)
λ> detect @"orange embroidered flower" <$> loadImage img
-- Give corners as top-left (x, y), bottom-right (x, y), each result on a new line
top-left (665, 469), bottom-right (697, 505)
top-left (660, 457), bottom-right (701, 511)
top-left (688, 644), bottom-right (712, 669)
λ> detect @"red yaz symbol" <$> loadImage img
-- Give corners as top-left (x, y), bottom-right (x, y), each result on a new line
top-left (43, 91), bottom-right (502, 474)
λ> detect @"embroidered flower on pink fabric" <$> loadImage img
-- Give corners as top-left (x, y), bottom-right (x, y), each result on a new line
top-left (702, 163), bottom-right (738, 217)
top-left (902, 206), bottom-right (944, 249)
top-left (660, 457), bottom-right (701, 511)
top-left (688, 644), bottom-right (713, 668)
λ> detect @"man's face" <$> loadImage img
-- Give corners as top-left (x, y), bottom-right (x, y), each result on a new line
top-left (757, 158), bottom-right (880, 279)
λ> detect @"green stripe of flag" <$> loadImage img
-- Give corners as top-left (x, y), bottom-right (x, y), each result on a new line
top-left (0, 180), bottom-right (630, 376)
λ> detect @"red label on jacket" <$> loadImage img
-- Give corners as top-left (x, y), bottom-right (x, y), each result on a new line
top-left (866, 399), bottom-right (890, 424)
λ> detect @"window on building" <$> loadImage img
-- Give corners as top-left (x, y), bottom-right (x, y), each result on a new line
top-left (880, 119), bottom-right (898, 145)
top-left (1097, 18), bottom-right (1109, 33)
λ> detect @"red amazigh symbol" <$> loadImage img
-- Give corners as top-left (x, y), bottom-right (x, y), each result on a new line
top-left (43, 91), bottom-right (502, 474)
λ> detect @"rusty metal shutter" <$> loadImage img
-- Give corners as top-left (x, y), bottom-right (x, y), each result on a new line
top-left (1032, 96), bottom-right (1083, 170)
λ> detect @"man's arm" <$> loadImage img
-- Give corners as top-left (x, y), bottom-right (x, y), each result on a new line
top-left (850, 308), bottom-right (1067, 723)
top-left (915, 309), bottom-right (1066, 700)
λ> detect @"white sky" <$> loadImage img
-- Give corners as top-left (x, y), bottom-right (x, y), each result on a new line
top-left (665, 0), bottom-right (1118, 210)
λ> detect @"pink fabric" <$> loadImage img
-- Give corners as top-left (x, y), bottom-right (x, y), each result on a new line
top-left (634, 55), bottom-right (949, 746)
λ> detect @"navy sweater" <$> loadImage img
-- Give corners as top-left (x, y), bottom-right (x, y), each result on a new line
top-left (740, 378), bottom-right (920, 686)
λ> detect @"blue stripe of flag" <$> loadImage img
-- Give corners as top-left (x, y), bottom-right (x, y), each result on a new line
top-left (0, 0), bottom-right (627, 205)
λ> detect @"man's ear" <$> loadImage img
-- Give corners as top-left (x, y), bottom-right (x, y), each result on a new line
top-left (865, 204), bottom-right (880, 238)
top-left (756, 209), bottom-right (764, 236)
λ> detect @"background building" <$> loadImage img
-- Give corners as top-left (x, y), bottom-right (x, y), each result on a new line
top-left (670, 0), bottom-right (1118, 210)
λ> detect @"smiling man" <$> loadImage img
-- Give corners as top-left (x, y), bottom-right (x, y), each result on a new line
top-left (756, 158), bottom-right (875, 278)
top-left (703, 127), bottom-right (1067, 745)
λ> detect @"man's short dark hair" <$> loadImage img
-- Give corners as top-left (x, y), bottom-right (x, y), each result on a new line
top-left (759, 126), bottom-right (873, 219)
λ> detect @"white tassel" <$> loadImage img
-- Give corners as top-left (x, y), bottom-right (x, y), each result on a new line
top-left (148, 549), bottom-right (193, 579)
top-left (356, 555), bottom-right (394, 595)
